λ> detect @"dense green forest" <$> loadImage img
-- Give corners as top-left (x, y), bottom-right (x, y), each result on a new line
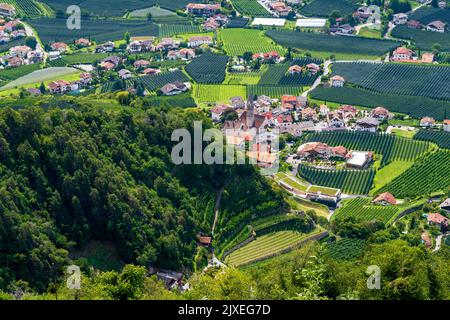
top-left (0, 100), bottom-right (284, 293)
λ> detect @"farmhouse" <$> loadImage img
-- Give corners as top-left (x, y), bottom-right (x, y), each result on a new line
top-left (373, 192), bottom-right (397, 206)
top-left (297, 142), bottom-right (348, 160)
top-left (444, 119), bottom-right (450, 132)
top-left (327, 111), bottom-right (345, 128)
top-left (393, 13), bottom-right (408, 25)
top-left (252, 51), bottom-right (281, 63)
top-left (440, 198), bottom-right (450, 211)
top-left (118, 69), bottom-right (132, 80)
top-left (426, 20), bottom-right (446, 33)
top-left (288, 65), bottom-right (302, 75)
top-left (133, 60), bottom-right (150, 69)
top-left (354, 6), bottom-right (373, 20)
top-left (10, 45), bottom-right (31, 58)
top-left (142, 68), bottom-right (161, 75)
top-left (371, 107), bottom-right (391, 120)
top-left (50, 42), bottom-right (69, 53)
top-left (427, 213), bottom-right (449, 228)
top-left (0, 3), bottom-right (15, 17)
top-left (306, 63), bottom-right (320, 75)
top-left (356, 117), bottom-right (380, 132)
top-left (269, 2), bottom-right (292, 17)
top-left (188, 36), bottom-right (212, 48)
top-left (47, 80), bottom-right (72, 94)
top-left (96, 41), bottom-right (115, 53)
top-left (346, 151), bottom-right (373, 169)
top-left (75, 38), bottom-right (90, 47)
top-left (391, 47), bottom-right (413, 61)
top-left (186, 3), bottom-right (221, 16)
top-left (160, 81), bottom-right (189, 96)
top-left (407, 19), bottom-right (422, 29)
top-left (330, 75), bottom-right (345, 87)
top-left (420, 117), bottom-right (435, 128)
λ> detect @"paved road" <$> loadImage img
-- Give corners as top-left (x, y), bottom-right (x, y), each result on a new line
top-left (23, 21), bottom-right (47, 60)
top-left (433, 232), bottom-right (448, 252)
top-left (301, 60), bottom-right (331, 97)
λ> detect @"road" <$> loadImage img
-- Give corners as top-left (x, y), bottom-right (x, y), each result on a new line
top-left (301, 60), bottom-right (331, 97)
top-left (433, 232), bottom-right (448, 253)
top-left (23, 21), bottom-right (47, 60)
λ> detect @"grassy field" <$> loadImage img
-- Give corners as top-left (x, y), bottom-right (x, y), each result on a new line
top-left (193, 84), bottom-right (247, 104)
top-left (371, 161), bottom-right (415, 194)
top-left (275, 172), bottom-right (309, 192)
top-left (391, 128), bottom-right (417, 139)
top-left (358, 27), bottom-right (382, 39)
top-left (225, 230), bottom-right (320, 267)
top-left (220, 28), bottom-right (286, 57)
top-left (287, 197), bottom-right (330, 218)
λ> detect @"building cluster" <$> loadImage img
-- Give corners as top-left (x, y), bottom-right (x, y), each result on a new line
top-left (1, 44), bottom-right (43, 68)
top-left (186, 3), bottom-right (221, 16)
top-left (405, 16), bottom-right (448, 33)
top-left (47, 73), bottom-right (93, 94)
top-left (390, 46), bottom-right (435, 63)
top-left (0, 17), bottom-right (25, 45)
top-left (203, 14), bottom-right (229, 31)
top-left (266, 1), bottom-right (293, 17)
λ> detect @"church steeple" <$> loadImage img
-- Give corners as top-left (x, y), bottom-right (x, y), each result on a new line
top-left (246, 94), bottom-right (255, 129)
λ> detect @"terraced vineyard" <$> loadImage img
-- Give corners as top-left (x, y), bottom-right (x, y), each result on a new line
top-left (2, 0), bottom-right (49, 17)
top-left (414, 130), bottom-right (450, 149)
top-left (304, 131), bottom-right (430, 166)
top-left (332, 198), bottom-right (402, 225)
top-left (266, 30), bottom-right (401, 57)
top-left (298, 165), bottom-right (375, 195)
top-left (185, 54), bottom-right (229, 84)
top-left (221, 29), bottom-right (286, 57)
top-left (310, 86), bottom-right (450, 120)
top-left (225, 230), bottom-right (317, 267)
top-left (134, 70), bottom-right (190, 91)
top-left (300, 0), bottom-right (360, 17)
top-left (232, 0), bottom-right (272, 17)
top-left (378, 150), bottom-right (450, 198)
top-left (332, 62), bottom-right (450, 101)
top-left (194, 84), bottom-right (247, 103)
top-left (326, 238), bottom-right (366, 261)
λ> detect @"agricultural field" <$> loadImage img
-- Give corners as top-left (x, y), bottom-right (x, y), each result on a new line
top-left (231, 0), bottom-right (272, 17)
top-left (158, 24), bottom-right (201, 37)
top-left (47, 53), bottom-right (110, 67)
top-left (331, 62), bottom-right (450, 101)
top-left (299, 165), bottom-right (375, 195)
top-left (265, 30), bottom-right (401, 58)
top-left (134, 70), bottom-right (190, 91)
top-left (247, 85), bottom-right (304, 98)
top-left (258, 60), bottom-right (320, 86)
top-left (29, 18), bottom-right (159, 45)
top-left (300, 0), bottom-right (360, 17)
top-left (275, 172), bottom-right (309, 192)
top-left (326, 238), bottom-right (366, 261)
top-left (226, 18), bottom-right (250, 28)
top-left (304, 131), bottom-right (430, 166)
top-left (220, 28), bottom-right (286, 57)
top-left (371, 161), bottom-right (414, 194)
top-left (332, 198), bottom-right (404, 225)
top-left (413, 130), bottom-right (450, 149)
top-left (310, 86), bottom-right (450, 120)
top-left (1, 0), bottom-right (51, 18)
top-left (224, 70), bottom-right (265, 85)
top-left (128, 5), bottom-right (174, 18)
top-left (0, 63), bottom-right (42, 86)
top-left (0, 38), bottom-right (26, 54)
top-left (41, 0), bottom-right (194, 16)
top-left (408, 7), bottom-right (450, 25)
top-left (193, 84), bottom-right (247, 104)
top-left (225, 230), bottom-right (319, 267)
top-left (391, 25), bottom-right (450, 51)
top-left (185, 54), bottom-right (229, 84)
top-left (378, 150), bottom-right (450, 198)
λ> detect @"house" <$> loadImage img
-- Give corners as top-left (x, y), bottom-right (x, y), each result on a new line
top-left (211, 104), bottom-right (233, 122)
top-left (230, 96), bottom-right (245, 109)
top-left (421, 52), bottom-right (435, 63)
top-left (75, 38), bottom-right (90, 47)
top-left (142, 68), bottom-right (160, 75)
top-left (354, 6), bottom-right (373, 20)
top-left (427, 20), bottom-right (446, 33)
top-left (373, 192), bottom-right (397, 206)
top-left (134, 60), bottom-right (150, 69)
top-left (198, 236), bottom-right (212, 247)
top-left (118, 69), bottom-right (132, 79)
top-left (421, 232), bottom-right (432, 248)
top-left (319, 105), bottom-right (329, 116)
top-left (0, 3), bottom-right (16, 17)
top-left (427, 213), bottom-right (449, 228)
top-left (186, 3), bottom-right (221, 16)
top-left (10, 45), bottom-right (31, 58)
top-left (444, 119), bottom-right (450, 132)
top-left (203, 18), bottom-right (220, 31)
top-left (7, 56), bottom-right (22, 67)
top-left (407, 19), bottom-right (422, 29)
top-left (10, 29), bottom-right (25, 39)
top-left (281, 95), bottom-right (298, 110)
top-left (178, 48), bottom-right (196, 60)
top-left (157, 38), bottom-right (179, 50)
top-left (338, 105), bottom-right (359, 119)
top-left (27, 88), bottom-right (41, 96)
top-left (101, 61), bottom-right (116, 70)
top-left (330, 75), bottom-right (345, 87)
top-left (297, 142), bottom-right (348, 160)
top-left (331, 24), bottom-right (355, 34)
top-left (50, 42), bottom-right (69, 53)
top-left (356, 117), bottom-right (379, 132)
top-left (301, 107), bottom-right (318, 122)
top-left (27, 50), bottom-right (44, 64)
top-left (79, 73), bottom-right (92, 85)
top-left (393, 13), bottom-right (408, 25)
top-left (438, 0), bottom-right (447, 8)
top-left (327, 111), bottom-right (345, 128)
top-left (47, 80), bottom-right (71, 94)
top-left (252, 51), bottom-right (281, 63)
top-left (288, 65), bottom-right (302, 75)
top-left (188, 36), bottom-right (212, 48)
top-left (160, 81), bottom-right (189, 96)
top-left (269, 2), bottom-right (292, 17)
top-left (96, 41), bottom-right (115, 53)
top-left (346, 151), bottom-right (373, 169)
top-left (370, 107), bottom-right (391, 120)
top-left (128, 40), bottom-right (144, 53)
top-left (440, 198), bottom-right (450, 212)
top-left (391, 47), bottom-right (413, 61)
top-left (48, 51), bottom-right (61, 61)
top-left (306, 63), bottom-right (320, 75)
top-left (420, 117), bottom-right (435, 127)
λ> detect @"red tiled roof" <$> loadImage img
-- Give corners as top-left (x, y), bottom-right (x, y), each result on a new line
top-left (373, 192), bottom-right (396, 205)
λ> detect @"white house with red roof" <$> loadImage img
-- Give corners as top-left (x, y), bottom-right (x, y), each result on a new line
top-left (427, 20), bottom-right (446, 33)
top-left (0, 3), bottom-right (16, 17)
top-left (420, 117), bottom-right (436, 127)
top-left (330, 75), bottom-right (345, 87)
top-left (444, 119), bottom-right (450, 132)
top-left (391, 47), bottom-right (414, 61)
top-left (373, 192), bottom-right (397, 206)
top-left (50, 42), bottom-right (69, 53)
top-left (188, 36), bottom-right (213, 48)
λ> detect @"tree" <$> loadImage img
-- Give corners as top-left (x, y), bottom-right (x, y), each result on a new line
top-left (146, 13), bottom-right (153, 21)
top-left (242, 51), bottom-right (253, 63)
top-left (25, 36), bottom-right (37, 50)
top-left (124, 32), bottom-right (131, 44)
top-left (432, 43), bottom-right (442, 54)
top-left (39, 82), bottom-right (46, 94)
top-left (97, 265), bottom-right (147, 300)
top-left (431, 0), bottom-right (439, 8)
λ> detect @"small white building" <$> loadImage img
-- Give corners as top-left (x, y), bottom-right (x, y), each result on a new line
top-left (393, 13), bottom-right (408, 25)
top-left (188, 36), bottom-right (212, 48)
top-left (330, 75), bottom-right (345, 87)
top-left (443, 119), bottom-right (450, 132)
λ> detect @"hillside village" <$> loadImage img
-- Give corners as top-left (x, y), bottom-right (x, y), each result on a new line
top-left (0, 0), bottom-right (449, 302)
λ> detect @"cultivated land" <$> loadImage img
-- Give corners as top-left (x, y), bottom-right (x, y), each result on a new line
top-left (1, 67), bottom-right (80, 90)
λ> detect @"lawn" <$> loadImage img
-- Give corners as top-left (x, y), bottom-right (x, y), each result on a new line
top-left (371, 160), bottom-right (415, 194)
top-left (391, 128), bottom-right (417, 139)
top-left (193, 84), bottom-right (247, 104)
top-left (287, 197), bottom-right (330, 218)
top-left (358, 27), bottom-right (382, 39)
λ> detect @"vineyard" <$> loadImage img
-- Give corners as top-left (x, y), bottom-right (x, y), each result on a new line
top-left (331, 62), bottom-right (450, 101)
top-left (226, 18), bottom-right (250, 28)
top-left (304, 131), bottom-right (430, 166)
top-left (1, 0), bottom-right (50, 18)
top-left (300, 0), bottom-right (359, 17)
top-left (332, 198), bottom-right (403, 225)
top-left (47, 53), bottom-right (110, 67)
top-left (298, 165), bottom-right (375, 195)
top-left (409, 6), bottom-right (450, 25)
top-left (158, 24), bottom-right (201, 37)
top-left (265, 30), bottom-right (401, 57)
top-left (414, 130), bottom-right (450, 149)
top-left (231, 0), bottom-right (272, 17)
top-left (0, 63), bottom-right (41, 84)
top-left (193, 84), bottom-right (247, 103)
top-left (391, 25), bottom-right (450, 51)
top-left (310, 86), bottom-right (450, 120)
top-left (378, 150), bottom-right (450, 198)
top-left (258, 60), bottom-right (320, 86)
top-left (247, 85), bottom-right (304, 98)
top-left (225, 230), bottom-right (318, 267)
top-left (134, 70), bottom-right (190, 91)
top-left (326, 238), bottom-right (366, 261)
top-left (185, 54), bottom-right (229, 84)
top-left (220, 29), bottom-right (286, 57)
top-left (0, 38), bottom-right (25, 54)
top-left (29, 18), bottom-right (159, 44)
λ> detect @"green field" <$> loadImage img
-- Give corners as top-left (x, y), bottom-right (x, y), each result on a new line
top-left (47, 53), bottom-right (110, 67)
top-left (2, 0), bottom-right (51, 17)
top-left (414, 130), bottom-right (450, 149)
top-left (193, 84), bottom-right (247, 103)
top-left (371, 161), bottom-right (415, 194)
top-left (392, 25), bottom-right (450, 51)
top-left (225, 230), bottom-right (319, 267)
top-left (300, 0), bottom-right (360, 17)
top-left (220, 28), bottom-right (286, 57)
top-left (232, 0), bottom-right (272, 17)
top-left (326, 238), bottom-right (366, 261)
